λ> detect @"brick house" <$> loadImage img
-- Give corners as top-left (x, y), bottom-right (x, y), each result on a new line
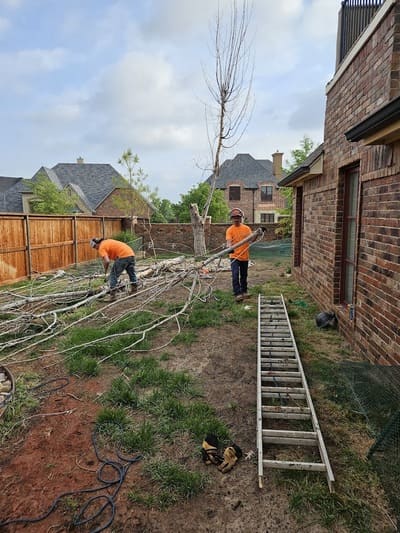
top-left (2, 158), bottom-right (153, 219)
top-left (206, 152), bottom-right (286, 223)
top-left (279, 0), bottom-right (400, 365)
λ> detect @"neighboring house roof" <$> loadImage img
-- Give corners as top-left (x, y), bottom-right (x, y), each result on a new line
top-left (66, 182), bottom-right (92, 211)
top-left (278, 144), bottom-right (324, 187)
top-left (0, 176), bottom-right (25, 212)
top-left (32, 163), bottom-right (126, 212)
top-left (345, 95), bottom-right (400, 143)
top-left (206, 153), bottom-right (278, 189)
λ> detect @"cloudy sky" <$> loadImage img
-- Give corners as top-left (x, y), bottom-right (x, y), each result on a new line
top-left (0, 0), bottom-right (340, 202)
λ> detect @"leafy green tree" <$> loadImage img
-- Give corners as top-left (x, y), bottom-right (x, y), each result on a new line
top-left (150, 198), bottom-right (176, 223)
top-left (276, 135), bottom-right (316, 238)
top-left (114, 149), bottom-right (159, 229)
top-left (174, 182), bottom-right (229, 223)
top-left (285, 135), bottom-right (315, 173)
top-left (28, 173), bottom-right (78, 214)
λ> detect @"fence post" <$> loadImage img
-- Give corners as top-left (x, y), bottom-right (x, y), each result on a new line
top-left (73, 216), bottom-right (78, 266)
top-left (24, 214), bottom-right (33, 279)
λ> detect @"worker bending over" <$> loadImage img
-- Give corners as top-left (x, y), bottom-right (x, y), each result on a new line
top-left (90, 237), bottom-right (138, 301)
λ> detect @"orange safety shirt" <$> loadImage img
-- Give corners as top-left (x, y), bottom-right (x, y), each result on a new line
top-left (226, 224), bottom-right (252, 261)
top-left (98, 239), bottom-right (135, 260)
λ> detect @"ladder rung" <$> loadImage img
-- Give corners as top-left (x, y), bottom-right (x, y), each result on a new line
top-left (261, 358), bottom-right (297, 363)
top-left (262, 406), bottom-right (311, 414)
top-left (261, 364), bottom-right (298, 369)
top-left (262, 406), bottom-right (311, 420)
top-left (261, 351), bottom-right (296, 356)
top-left (262, 387), bottom-right (304, 393)
top-left (263, 460), bottom-right (326, 472)
top-left (263, 430), bottom-right (316, 439)
top-left (262, 392), bottom-right (306, 399)
top-left (261, 335), bottom-right (291, 339)
top-left (262, 436), bottom-right (317, 446)
top-left (261, 376), bottom-right (302, 384)
top-left (261, 346), bottom-right (295, 350)
top-left (263, 412), bottom-right (311, 420)
top-left (261, 371), bottom-right (301, 377)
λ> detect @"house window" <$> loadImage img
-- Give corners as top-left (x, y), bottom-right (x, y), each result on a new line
top-left (340, 166), bottom-right (359, 304)
top-left (260, 185), bottom-right (273, 202)
top-left (229, 186), bottom-right (241, 201)
top-left (260, 213), bottom-right (275, 223)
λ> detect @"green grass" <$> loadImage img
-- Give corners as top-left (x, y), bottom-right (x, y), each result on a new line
top-left (95, 407), bottom-right (130, 437)
top-left (186, 289), bottom-right (258, 328)
top-left (103, 376), bottom-right (139, 407)
top-left (0, 374), bottom-right (40, 444)
top-left (67, 354), bottom-right (99, 376)
top-left (121, 420), bottom-right (156, 454)
top-left (135, 459), bottom-right (208, 507)
top-left (62, 311), bottom-right (155, 367)
top-left (172, 330), bottom-right (198, 345)
top-left (285, 473), bottom-right (373, 531)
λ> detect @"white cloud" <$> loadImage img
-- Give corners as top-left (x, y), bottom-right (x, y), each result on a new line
top-left (142, 0), bottom-right (231, 40)
top-left (303, 0), bottom-right (340, 40)
top-left (0, 48), bottom-right (68, 88)
top-left (28, 102), bottom-right (82, 125)
top-left (88, 50), bottom-right (203, 150)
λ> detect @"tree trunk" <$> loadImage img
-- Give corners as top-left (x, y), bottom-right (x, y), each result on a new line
top-left (190, 203), bottom-right (207, 258)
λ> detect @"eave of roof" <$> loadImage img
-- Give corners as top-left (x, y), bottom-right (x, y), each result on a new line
top-left (345, 96), bottom-right (400, 142)
top-left (278, 144), bottom-right (324, 187)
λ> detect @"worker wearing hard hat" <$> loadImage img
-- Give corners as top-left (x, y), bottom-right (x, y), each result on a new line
top-left (226, 208), bottom-right (254, 302)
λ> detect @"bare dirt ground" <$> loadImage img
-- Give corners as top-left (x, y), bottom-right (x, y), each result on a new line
top-left (0, 259), bottom-right (392, 533)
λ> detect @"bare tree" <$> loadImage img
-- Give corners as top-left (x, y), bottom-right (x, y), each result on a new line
top-left (191, 0), bottom-right (253, 257)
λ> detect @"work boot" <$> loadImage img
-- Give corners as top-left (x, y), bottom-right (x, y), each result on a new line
top-left (242, 293), bottom-right (251, 299)
top-left (235, 294), bottom-right (243, 302)
top-left (130, 283), bottom-right (138, 294)
top-left (108, 290), bottom-right (117, 302)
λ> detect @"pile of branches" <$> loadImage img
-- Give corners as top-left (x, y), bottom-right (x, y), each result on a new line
top-left (0, 229), bottom-right (264, 367)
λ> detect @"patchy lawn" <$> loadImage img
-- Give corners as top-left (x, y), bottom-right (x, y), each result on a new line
top-left (0, 257), bottom-right (396, 532)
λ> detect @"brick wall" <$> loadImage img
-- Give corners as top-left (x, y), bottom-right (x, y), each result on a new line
top-left (292, 3), bottom-right (400, 365)
top-left (134, 222), bottom-right (279, 255)
top-left (356, 174), bottom-right (400, 365)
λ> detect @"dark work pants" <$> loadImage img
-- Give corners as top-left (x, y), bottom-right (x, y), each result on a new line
top-left (230, 259), bottom-right (248, 296)
top-left (109, 256), bottom-right (137, 289)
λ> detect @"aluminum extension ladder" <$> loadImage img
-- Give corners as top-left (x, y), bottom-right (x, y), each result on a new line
top-left (257, 295), bottom-right (335, 492)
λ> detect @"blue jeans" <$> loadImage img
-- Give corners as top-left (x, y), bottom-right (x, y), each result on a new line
top-left (109, 256), bottom-right (137, 289)
top-left (230, 259), bottom-right (248, 296)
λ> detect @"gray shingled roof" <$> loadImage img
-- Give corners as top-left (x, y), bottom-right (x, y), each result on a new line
top-left (206, 153), bottom-right (278, 189)
top-left (67, 182), bottom-right (92, 211)
top-left (278, 143), bottom-right (324, 187)
top-left (0, 177), bottom-right (25, 212)
top-left (41, 163), bottom-right (125, 211)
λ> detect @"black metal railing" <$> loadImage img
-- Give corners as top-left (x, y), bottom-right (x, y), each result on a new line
top-left (337, 0), bottom-right (386, 65)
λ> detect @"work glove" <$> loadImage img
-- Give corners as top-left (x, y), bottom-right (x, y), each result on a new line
top-left (218, 443), bottom-right (242, 473)
top-left (201, 434), bottom-right (223, 465)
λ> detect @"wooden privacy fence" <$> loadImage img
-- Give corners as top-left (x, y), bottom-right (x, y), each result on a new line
top-left (0, 214), bottom-right (124, 284)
